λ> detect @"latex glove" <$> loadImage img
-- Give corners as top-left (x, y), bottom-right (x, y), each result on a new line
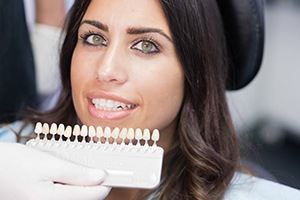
top-left (0, 142), bottom-right (111, 200)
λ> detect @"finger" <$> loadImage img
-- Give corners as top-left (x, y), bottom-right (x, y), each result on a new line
top-left (44, 156), bottom-right (108, 186)
top-left (52, 184), bottom-right (111, 200)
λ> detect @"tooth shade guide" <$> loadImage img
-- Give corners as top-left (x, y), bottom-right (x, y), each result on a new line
top-left (29, 123), bottom-right (164, 189)
top-left (27, 123), bottom-right (164, 189)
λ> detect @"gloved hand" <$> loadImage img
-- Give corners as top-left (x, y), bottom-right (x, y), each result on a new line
top-left (0, 142), bottom-right (111, 200)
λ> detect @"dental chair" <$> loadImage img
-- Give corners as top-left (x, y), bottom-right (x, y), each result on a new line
top-left (217, 0), bottom-right (272, 180)
top-left (217, 0), bottom-right (264, 90)
top-left (0, 0), bottom-right (37, 123)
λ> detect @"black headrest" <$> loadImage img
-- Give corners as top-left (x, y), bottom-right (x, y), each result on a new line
top-left (217, 0), bottom-right (265, 90)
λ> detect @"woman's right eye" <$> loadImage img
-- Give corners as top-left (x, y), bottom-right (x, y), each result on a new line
top-left (83, 34), bottom-right (107, 47)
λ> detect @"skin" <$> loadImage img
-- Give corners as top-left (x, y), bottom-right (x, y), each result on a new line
top-left (71, 0), bottom-right (184, 198)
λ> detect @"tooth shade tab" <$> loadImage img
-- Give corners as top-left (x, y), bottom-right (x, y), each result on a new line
top-left (152, 129), bottom-right (160, 141)
top-left (103, 127), bottom-right (111, 144)
top-left (111, 128), bottom-right (120, 140)
top-left (34, 122), bottom-right (43, 135)
top-left (73, 124), bottom-right (80, 136)
top-left (64, 125), bottom-right (72, 138)
top-left (49, 123), bottom-right (57, 135)
top-left (57, 124), bottom-right (65, 136)
top-left (119, 128), bottom-right (127, 140)
top-left (135, 128), bottom-right (143, 146)
top-left (88, 126), bottom-right (96, 137)
top-left (143, 129), bottom-right (151, 140)
top-left (127, 128), bottom-right (135, 140)
top-left (152, 129), bottom-right (160, 147)
top-left (96, 126), bottom-right (104, 138)
top-left (81, 125), bottom-right (88, 137)
top-left (104, 127), bottom-right (111, 139)
top-left (42, 123), bottom-right (49, 135)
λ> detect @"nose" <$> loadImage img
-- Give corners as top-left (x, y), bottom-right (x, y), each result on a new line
top-left (96, 44), bottom-right (128, 84)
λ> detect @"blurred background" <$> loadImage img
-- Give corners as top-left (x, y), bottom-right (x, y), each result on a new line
top-left (227, 0), bottom-right (300, 190)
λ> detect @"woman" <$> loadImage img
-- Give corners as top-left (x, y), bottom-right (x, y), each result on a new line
top-left (2, 0), bottom-right (299, 200)
top-left (35, 0), bottom-right (237, 199)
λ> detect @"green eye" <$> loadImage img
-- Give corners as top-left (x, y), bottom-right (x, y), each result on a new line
top-left (85, 34), bottom-right (107, 46)
top-left (141, 41), bottom-right (154, 53)
top-left (92, 35), bottom-right (103, 45)
top-left (133, 40), bottom-right (159, 54)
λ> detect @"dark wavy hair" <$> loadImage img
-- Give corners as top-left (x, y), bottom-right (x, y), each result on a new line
top-left (28, 0), bottom-right (239, 199)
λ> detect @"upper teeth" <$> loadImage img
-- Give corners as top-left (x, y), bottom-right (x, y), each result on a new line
top-left (92, 98), bottom-right (135, 111)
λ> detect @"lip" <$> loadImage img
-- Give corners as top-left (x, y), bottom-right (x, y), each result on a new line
top-left (86, 91), bottom-right (138, 121)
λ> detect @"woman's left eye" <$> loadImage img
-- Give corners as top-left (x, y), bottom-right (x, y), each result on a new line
top-left (132, 40), bottom-right (159, 54)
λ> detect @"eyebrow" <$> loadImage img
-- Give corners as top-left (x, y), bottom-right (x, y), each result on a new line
top-left (80, 20), bottom-right (108, 32)
top-left (80, 20), bottom-right (173, 43)
top-left (127, 27), bottom-right (173, 43)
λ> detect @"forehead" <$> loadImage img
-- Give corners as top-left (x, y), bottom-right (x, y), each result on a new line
top-left (83, 0), bottom-right (171, 33)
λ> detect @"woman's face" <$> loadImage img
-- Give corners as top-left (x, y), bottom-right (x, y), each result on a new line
top-left (71, 0), bottom-right (184, 145)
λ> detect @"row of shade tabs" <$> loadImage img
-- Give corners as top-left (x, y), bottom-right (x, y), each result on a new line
top-left (33, 122), bottom-right (160, 146)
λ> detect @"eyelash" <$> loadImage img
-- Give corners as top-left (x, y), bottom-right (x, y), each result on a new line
top-left (79, 31), bottom-right (161, 55)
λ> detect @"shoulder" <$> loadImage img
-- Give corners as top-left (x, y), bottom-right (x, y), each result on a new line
top-left (224, 172), bottom-right (300, 200)
top-left (0, 121), bottom-right (34, 143)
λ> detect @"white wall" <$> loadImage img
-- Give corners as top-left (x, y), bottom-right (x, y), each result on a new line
top-left (228, 1), bottom-right (300, 137)
top-left (23, 0), bottom-right (74, 30)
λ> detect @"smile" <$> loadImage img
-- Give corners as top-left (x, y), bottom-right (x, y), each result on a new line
top-left (92, 98), bottom-right (137, 111)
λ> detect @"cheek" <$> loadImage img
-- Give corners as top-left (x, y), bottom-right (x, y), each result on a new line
top-left (70, 57), bottom-right (82, 98)
top-left (156, 83), bottom-right (183, 131)
top-left (140, 64), bottom-right (184, 130)
top-left (157, 75), bottom-right (184, 119)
